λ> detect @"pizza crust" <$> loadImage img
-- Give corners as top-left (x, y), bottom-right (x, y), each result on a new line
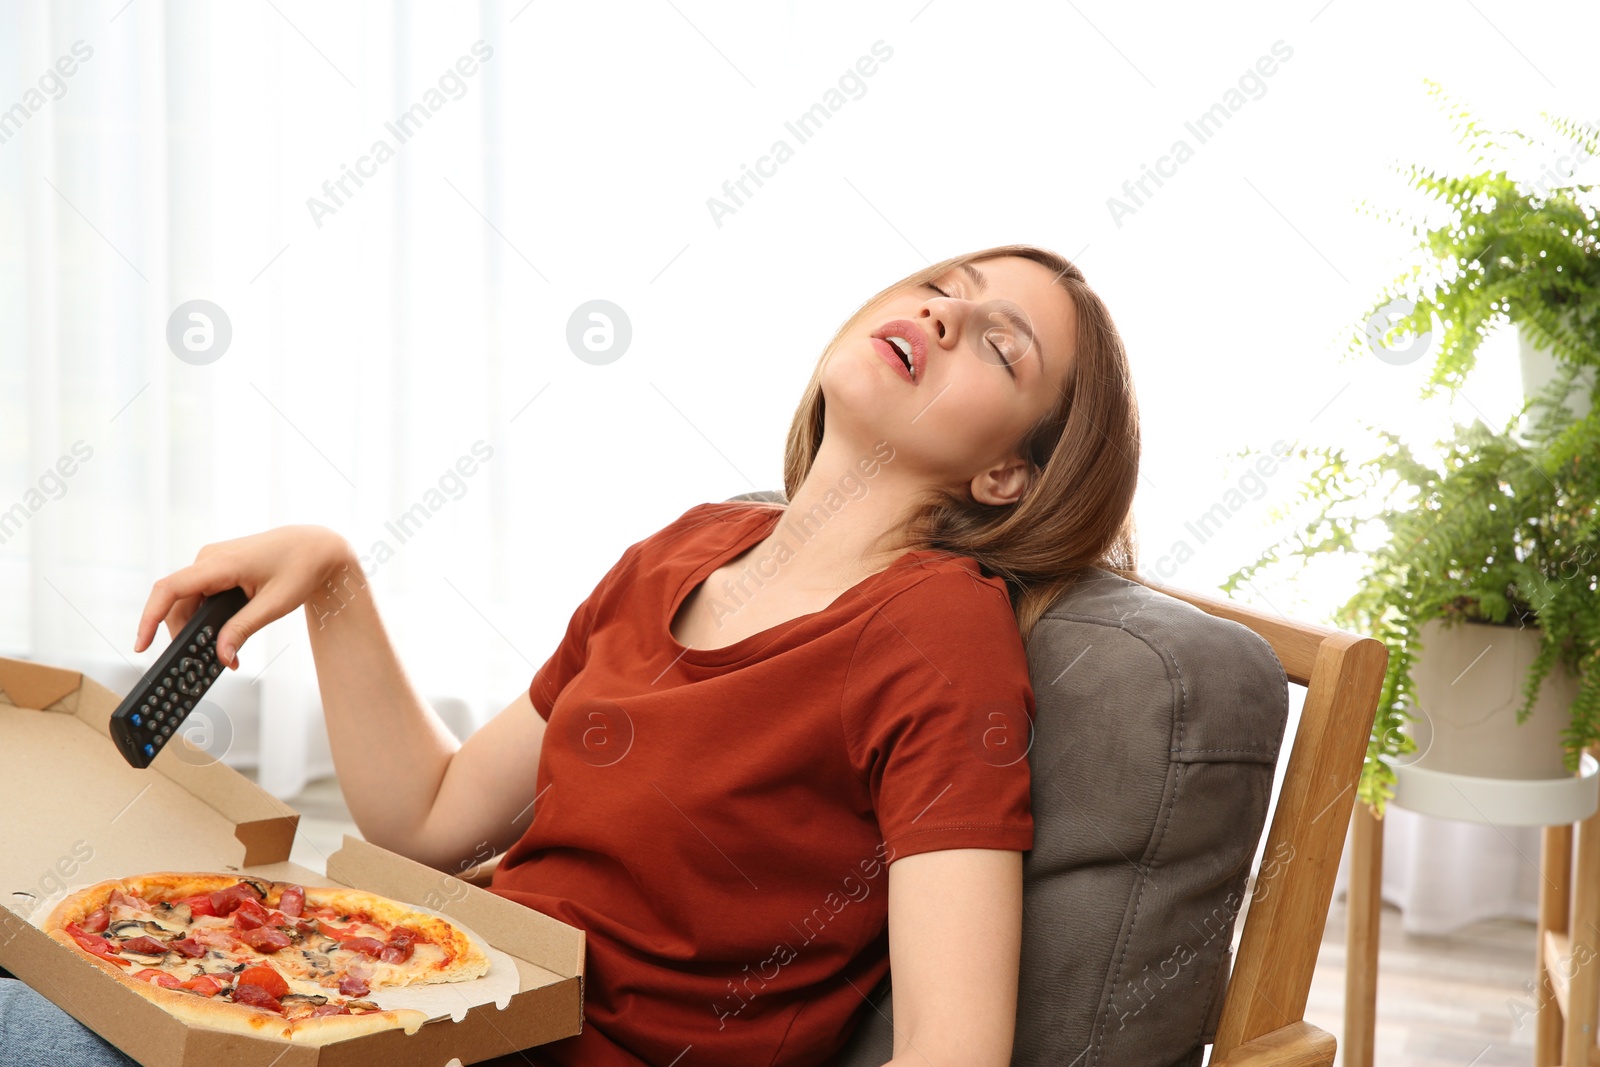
top-left (43, 873), bottom-right (487, 1045)
top-left (47, 927), bottom-right (430, 1044)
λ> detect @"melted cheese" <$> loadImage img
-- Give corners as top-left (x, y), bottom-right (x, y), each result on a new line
top-left (105, 893), bottom-right (447, 995)
top-left (356, 942), bottom-right (448, 988)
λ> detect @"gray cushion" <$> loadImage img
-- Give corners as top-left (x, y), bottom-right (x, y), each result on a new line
top-left (721, 490), bottom-right (1289, 1066)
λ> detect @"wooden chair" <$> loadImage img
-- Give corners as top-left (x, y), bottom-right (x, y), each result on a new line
top-left (1123, 575), bottom-right (1388, 1064)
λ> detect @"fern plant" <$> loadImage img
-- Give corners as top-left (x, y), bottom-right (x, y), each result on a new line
top-left (1226, 83), bottom-right (1600, 817)
top-left (1350, 82), bottom-right (1600, 397)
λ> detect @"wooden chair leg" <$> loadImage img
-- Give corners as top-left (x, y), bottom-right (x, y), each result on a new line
top-left (1535, 824), bottom-right (1571, 1066)
top-left (1344, 801), bottom-right (1382, 1067)
top-left (1566, 807), bottom-right (1600, 1067)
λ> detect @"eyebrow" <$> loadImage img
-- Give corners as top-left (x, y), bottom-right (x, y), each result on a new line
top-left (957, 263), bottom-right (1047, 378)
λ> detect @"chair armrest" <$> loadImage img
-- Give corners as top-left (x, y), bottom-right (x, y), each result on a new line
top-left (1208, 1021), bottom-right (1336, 1067)
top-left (456, 853), bottom-right (504, 889)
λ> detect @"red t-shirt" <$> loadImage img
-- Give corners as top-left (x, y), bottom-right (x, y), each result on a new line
top-left (487, 501), bottom-right (1035, 1067)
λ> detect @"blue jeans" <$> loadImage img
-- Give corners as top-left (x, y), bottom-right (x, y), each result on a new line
top-left (0, 976), bottom-right (562, 1066)
top-left (0, 978), bottom-right (138, 1067)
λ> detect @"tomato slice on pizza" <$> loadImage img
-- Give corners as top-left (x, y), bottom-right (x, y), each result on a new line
top-left (45, 873), bottom-right (490, 1045)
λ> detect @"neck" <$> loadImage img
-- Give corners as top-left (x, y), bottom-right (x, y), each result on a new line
top-left (753, 436), bottom-right (926, 591)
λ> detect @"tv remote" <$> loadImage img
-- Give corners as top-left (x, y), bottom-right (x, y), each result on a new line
top-left (110, 587), bottom-right (249, 768)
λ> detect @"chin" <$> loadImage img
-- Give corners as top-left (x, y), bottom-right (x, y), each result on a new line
top-left (820, 347), bottom-right (898, 410)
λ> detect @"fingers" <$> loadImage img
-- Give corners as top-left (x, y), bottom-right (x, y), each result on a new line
top-left (216, 617), bottom-right (249, 670)
top-left (135, 563), bottom-right (235, 653)
top-left (135, 531), bottom-right (330, 670)
top-left (215, 589), bottom-right (293, 670)
top-left (162, 595), bottom-right (202, 642)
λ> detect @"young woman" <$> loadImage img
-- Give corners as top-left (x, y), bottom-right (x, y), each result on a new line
top-left (0, 243), bottom-right (1139, 1067)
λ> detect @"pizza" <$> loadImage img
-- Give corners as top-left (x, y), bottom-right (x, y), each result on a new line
top-left (44, 872), bottom-right (490, 1045)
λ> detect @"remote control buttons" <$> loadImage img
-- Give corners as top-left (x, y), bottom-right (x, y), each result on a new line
top-left (176, 656), bottom-right (211, 696)
top-left (112, 590), bottom-right (249, 768)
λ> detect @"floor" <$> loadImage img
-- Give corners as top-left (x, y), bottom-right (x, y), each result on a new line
top-left (279, 773), bottom-right (363, 876)
top-left (1305, 892), bottom-right (1541, 1066)
top-left (278, 775), bottom-right (1548, 1066)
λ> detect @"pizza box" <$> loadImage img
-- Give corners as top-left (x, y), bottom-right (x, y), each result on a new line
top-left (0, 656), bottom-right (585, 1066)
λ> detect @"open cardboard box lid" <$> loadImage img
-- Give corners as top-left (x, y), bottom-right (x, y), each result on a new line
top-left (0, 656), bottom-right (584, 1066)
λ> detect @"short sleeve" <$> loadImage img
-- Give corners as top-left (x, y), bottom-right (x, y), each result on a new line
top-left (839, 568), bottom-right (1036, 863)
top-left (528, 541), bottom-right (641, 720)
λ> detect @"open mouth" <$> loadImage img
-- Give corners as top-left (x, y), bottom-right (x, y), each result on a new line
top-left (870, 321), bottom-right (926, 384)
top-left (885, 335), bottom-right (913, 375)
top-left (870, 335), bottom-right (916, 382)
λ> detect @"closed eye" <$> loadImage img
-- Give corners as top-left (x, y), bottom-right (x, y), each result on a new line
top-left (926, 282), bottom-right (1016, 379)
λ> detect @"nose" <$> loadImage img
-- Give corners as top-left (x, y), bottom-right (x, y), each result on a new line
top-left (917, 293), bottom-right (971, 352)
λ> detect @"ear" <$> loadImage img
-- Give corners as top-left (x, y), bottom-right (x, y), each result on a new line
top-left (969, 453), bottom-right (1032, 507)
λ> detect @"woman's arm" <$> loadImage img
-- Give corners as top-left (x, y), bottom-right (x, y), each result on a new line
top-left (135, 527), bottom-right (544, 872)
top-left (304, 551), bottom-right (545, 871)
top-left (884, 848), bottom-right (1023, 1067)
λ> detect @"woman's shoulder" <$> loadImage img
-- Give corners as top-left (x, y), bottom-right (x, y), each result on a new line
top-left (867, 552), bottom-right (1021, 646)
top-left (896, 550), bottom-right (1013, 604)
top-left (845, 554), bottom-right (1031, 695)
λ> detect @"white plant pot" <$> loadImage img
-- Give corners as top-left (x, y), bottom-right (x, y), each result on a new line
top-left (1517, 321), bottom-right (1595, 437)
top-left (1406, 617), bottom-right (1576, 778)
top-left (1391, 616), bottom-right (1599, 826)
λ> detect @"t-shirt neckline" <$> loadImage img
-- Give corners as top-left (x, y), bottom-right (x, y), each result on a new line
top-left (664, 504), bottom-right (914, 666)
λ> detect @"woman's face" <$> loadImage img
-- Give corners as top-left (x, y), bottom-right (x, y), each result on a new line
top-left (821, 254), bottom-right (1078, 504)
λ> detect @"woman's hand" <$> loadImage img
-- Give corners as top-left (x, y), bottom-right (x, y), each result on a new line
top-left (133, 525), bottom-right (354, 670)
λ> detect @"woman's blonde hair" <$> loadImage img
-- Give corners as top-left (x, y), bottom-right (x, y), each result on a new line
top-left (780, 243), bottom-right (1141, 645)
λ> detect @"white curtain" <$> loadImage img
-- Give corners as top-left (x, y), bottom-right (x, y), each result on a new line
top-left (1, 3), bottom-right (1583, 949)
top-left (0, 0), bottom-right (552, 798)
